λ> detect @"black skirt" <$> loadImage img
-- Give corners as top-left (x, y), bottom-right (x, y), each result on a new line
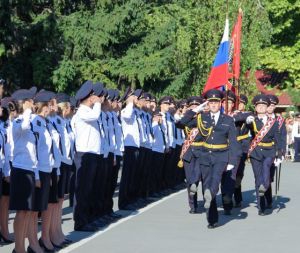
top-left (0, 171), bottom-right (2, 199)
top-left (57, 163), bottom-right (71, 198)
top-left (9, 168), bottom-right (35, 211)
top-left (48, 168), bottom-right (58, 204)
top-left (2, 177), bottom-right (10, 196)
top-left (33, 171), bottom-right (51, 212)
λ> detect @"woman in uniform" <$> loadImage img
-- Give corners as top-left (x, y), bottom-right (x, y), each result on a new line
top-left (10, 89), bottom-right (37, 253)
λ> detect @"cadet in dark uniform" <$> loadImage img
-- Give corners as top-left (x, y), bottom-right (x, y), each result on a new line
top-left (176, 96), bottom-right (207, 214)
top-left (264, 94), bottom-right (287, 208)
top-left (183, 89), bottom-right (240, 228)
top-left (233, 94), bottom-right (251, 207)
top-left (221, 91), bottom-right (241, 215)
top-left (246, 94), bottom-right (282, 215)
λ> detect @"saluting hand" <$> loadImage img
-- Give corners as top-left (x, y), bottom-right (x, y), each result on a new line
top-left (192, 101), bottom-right (208, 113)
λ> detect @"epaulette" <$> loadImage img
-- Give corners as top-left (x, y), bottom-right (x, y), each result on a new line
top-left (36, 120), bottom-right (41, 127)
top-left (57, 118), bottom-right (61, 124)
top-left (16, 119), bottom-right (22, 123)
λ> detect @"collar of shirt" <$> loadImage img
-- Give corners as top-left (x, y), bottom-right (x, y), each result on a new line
top-left (210, 111), bottom-right (220, 124)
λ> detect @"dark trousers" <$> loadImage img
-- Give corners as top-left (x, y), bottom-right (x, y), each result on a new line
top-left (163, 147), bottom-right (177, 189)
top-left (250, 156), bottom-right (274, 212)
top-left (92, 154), bottom-right (106, 218)
top-left (221, 170), bottom-right (235, 211)
top-left (118, 146), bottom-right (139, 209)
top-left (149, 151), bottom-right (165, 194)
top-left (104, 153), bottom-right (116, 214)
top-left (184, 157), bottom-right (201, 212)
top-left (294, 137), bottom-right (300, 162)
top-left (74, 152), bottom-right (99, 228)
top-left (68, 163), bottom-right (76, 207)
top-left (201, 161), bottom-right (227, 225)
top-left (265, 162), bottom-right (277, 205)
top-left (109, 155), bottom-right (122, 212)
top-left (139, 148), bottom-right (152, 198)
top-left (234, 153), bottom-right (248, 204)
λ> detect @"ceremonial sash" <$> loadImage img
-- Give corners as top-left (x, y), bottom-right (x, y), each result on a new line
top-left (177, 128), bottom-right (199, 168)
top-left (248, 117), bottom-right (276, 156)
top-left (276, 115), bottom-right (284, 129)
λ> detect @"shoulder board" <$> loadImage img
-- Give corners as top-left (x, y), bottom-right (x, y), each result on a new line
top-left (16, 119), bottom-right (22, 123)
top-left (45, 118), bottom-right (50, 124)
top-left (57, 118), bottom-right (61, 124)
top-left (36, 120), bottom-right (41, 127)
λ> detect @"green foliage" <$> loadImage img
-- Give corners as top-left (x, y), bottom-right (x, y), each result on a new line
top-left (259, 0), bottom-right (300, 90)
top-left (0, 0), bottom-right (272, 98)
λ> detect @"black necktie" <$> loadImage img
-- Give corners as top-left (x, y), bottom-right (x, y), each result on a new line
top-left (211, 115), bottom-right (215, 127)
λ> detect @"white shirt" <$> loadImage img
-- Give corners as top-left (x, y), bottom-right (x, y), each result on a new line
top-left (141, 111), bottom-right (152, 149)
top-left (12, 109), bottom-right (38, 177)
top-left (121, 103), bottom-right (140, 148)
top-left (106, 112), bottom-right (116, 153)
top-left (210, 111), bottom-right (221, 125)
top-left (31, 116), bottom-right (55, 175)
top-left (151, 121), bottom-right (165, 153)
top-left (72, 103), bottom-right (101, 154)
top-left (112, 111), bottom-right (124, 156)
top-left (99, 112), bottom-right (108, 157)
top-left (292, 121), bottom-right (300, 138)
top-left (161, 112), bottom-right (176, 149)
top-left (50, 115), bottom-right (73, 165)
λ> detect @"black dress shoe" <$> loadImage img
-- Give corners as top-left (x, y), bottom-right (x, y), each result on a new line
top-left (38, 238), bottom-right (55, 253)
top-left (27, 246), bottom-right (37, 253)
top-left (258, 210), bottom-right (265, 216)
top-left (207, 223), bottom-right (218, 229)
top-left (189, 209), bottom-right (198, 214)
top-left (109, 212), bottom-right (122, 219)
top-left (224, 210), bottom-right (232, 216)
top-left (51, 241), bottom-right (64, 249)
top-left (74, 224), bottom-right (98, 232)
top-left (0, 232), bottom-right (14, 244)
top-left (266, 203), bottom-right (273, 209)
top-left (234, 202), bottom-right (242, 208)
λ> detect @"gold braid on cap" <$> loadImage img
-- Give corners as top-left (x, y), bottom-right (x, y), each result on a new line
top-left (197, 114), bottom-right (212, 137)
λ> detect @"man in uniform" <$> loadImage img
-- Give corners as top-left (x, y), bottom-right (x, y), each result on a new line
top-left (264, 94), bottom-right (287, 208)
top-left (176, 96), bottom-right (207, 214)
top-left (246, 94), bottom-right (282, 215)
top-left (180, 89), bottom-right (240, 228)
top-left (72, 81), bottom-right (103, 232)
top-left (233, 94), bottom-right (251, 207)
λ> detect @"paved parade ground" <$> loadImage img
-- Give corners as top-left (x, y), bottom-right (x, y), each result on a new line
top-left (2, 161), bottom-right (299, 253)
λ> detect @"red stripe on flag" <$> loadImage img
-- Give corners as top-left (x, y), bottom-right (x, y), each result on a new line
top-left (203, 63), bottom-right (229, 93)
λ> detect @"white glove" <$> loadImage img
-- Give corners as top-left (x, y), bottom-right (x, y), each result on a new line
top-left (174, 113), bottom-right (182, 122)
top-left (226, 164), bottom-right (234, 171)
top-left (274, 158), bottom-right (282, 167)
top-left (192, 101), bottom-right (208, 113)
top-left (246, 116), bottom-right (255, 124)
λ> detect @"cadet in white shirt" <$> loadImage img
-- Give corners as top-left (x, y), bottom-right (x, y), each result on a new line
top-left (10, 89), bottom-right (38, 253)
top-left (29, 91), bottom-right (59, 253)
top-left (72, 81), bottom-right (102, 232)
top-left (149, 109), bottom-right (166, 196)
top-left (118, 88), bottom-right (142, 210)
top-left (110, 90), bottom-right (123, 219)
top-left (159, 96), bottom-right (176, 190)
top-left (0, 97), bottom-right (16, 244)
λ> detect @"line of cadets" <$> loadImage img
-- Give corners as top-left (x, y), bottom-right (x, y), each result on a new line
top-left (0, 81), bottom-right (287, 253)
top-left (0, 81), bottom-right (187, 253)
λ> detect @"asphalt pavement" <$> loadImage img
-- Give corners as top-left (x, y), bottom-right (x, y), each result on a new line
top-left (1, 161), bottom-right (299, 253)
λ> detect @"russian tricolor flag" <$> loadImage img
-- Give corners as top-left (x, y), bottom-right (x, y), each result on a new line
top-left (203, 18), bottom-right (231, 93)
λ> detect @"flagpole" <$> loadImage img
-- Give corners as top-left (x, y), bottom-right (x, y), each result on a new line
top-left (225, 0), bottom-right (229, 114)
